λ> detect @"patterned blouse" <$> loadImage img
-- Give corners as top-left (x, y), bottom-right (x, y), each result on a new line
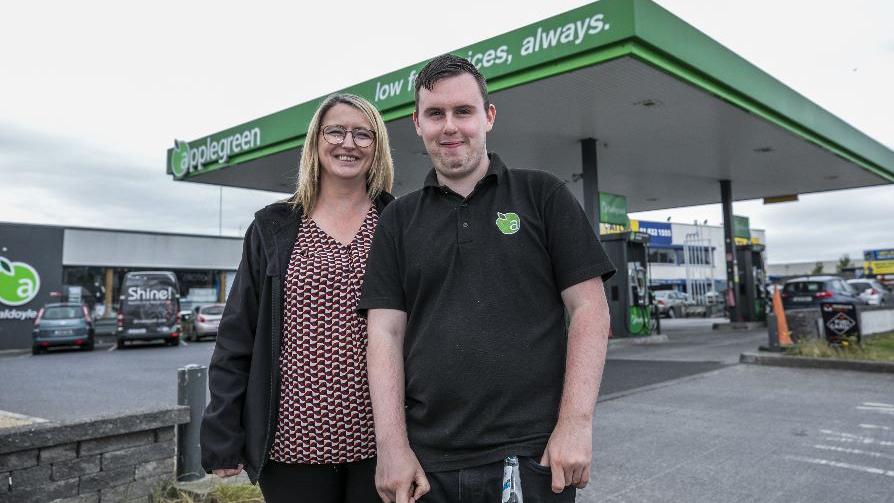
top-left (270, 206), bottom-right (379, 464)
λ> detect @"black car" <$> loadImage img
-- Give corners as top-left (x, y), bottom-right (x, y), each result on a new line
top-left (781, 275), bottom-right (866, 310)
top-left (32, 303), bottom-right (95, 354)
top-left (116, 271), bottom-right (181, 348)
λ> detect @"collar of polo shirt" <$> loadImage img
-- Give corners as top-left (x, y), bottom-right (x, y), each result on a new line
top-left (423, 152), bottom-right (508, 190)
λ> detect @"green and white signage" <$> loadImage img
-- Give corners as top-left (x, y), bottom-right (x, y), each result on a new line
top-left (599, 192), bottom-right (628, 226)
top-left (0, 256), bottom-right (40, 307)
top-left (167, 0), bottom-right (633, 179)
top-left (733, 215), bottom-right (751, 240)
top-left (171, 127), bottom-right (261, 178)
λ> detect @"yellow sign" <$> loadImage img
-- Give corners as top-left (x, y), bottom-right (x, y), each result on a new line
top-left (865, 261), bottom-right (894, 275)
top-left (599, 223), bottom-right (628, 235)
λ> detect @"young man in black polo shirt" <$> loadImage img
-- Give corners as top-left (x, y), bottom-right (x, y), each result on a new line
top-left (359, 54), bottom-right (615, 503)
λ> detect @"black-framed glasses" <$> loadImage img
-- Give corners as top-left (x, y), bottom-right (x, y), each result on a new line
top-left (321, 125), bottom-right (376, 148)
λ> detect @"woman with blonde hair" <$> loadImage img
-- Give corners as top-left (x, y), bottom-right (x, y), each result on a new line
top-left (201, 93), bottom-right (394, 503)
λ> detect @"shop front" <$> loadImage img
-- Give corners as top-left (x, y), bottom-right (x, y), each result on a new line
top-left (0, 222), bottom-right (242, 350)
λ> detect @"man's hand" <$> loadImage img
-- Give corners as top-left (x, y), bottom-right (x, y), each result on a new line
top-left (539, 415), bottom-right (593, 492)
top-left (212, 464), bottom-right (243, 478)
top-left (375, 444), bottom-right (430, 503)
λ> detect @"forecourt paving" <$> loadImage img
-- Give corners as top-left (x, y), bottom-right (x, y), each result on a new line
top-left (4, 319), bottom-right (893, 502)
top-left (580, 364), bottom-right (894, 503)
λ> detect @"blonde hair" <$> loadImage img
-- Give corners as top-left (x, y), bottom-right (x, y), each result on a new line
top-left (288, 94), bottom-right (394, 212)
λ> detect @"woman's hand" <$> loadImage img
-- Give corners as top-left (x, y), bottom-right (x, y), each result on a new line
top-left (212, 464), bottom-right (244, 478)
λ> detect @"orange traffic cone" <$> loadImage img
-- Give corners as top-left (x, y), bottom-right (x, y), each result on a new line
top-left (772, 287), bottom-right (793, 346)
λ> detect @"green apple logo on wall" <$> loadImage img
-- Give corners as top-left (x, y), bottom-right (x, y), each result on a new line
top-left (0, 256), bottom-right (41, 307)
top-left (495, 212), bottom-right (521, 235)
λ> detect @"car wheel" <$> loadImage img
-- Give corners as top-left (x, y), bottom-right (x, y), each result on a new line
top-left (167, 339), bottom-right (179, 347)
top-left (32, 346), bottom-right (43, 355)
top-left (667, 307), bottom-right (677, 319)
top-left (116, 339), bottom-right (125, 350)
top-left (83, 339), bottom-right (95, 351)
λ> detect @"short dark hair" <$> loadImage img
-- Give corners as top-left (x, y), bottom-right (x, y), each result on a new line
top-left (414, 54), bottom-right (489, 110)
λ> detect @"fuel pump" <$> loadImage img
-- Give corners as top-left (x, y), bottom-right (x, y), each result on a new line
top-left (602, 231), bottom-right (654, 337)
top-left (736, 243), bottom-right (767, 322)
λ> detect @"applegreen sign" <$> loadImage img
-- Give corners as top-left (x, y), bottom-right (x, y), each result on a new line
top-left (733, 215), bottom-right (751, 239)
top-left (599, 192), bottom-right (628, 226)
top-left (0, 256), bottom-right (41, 307)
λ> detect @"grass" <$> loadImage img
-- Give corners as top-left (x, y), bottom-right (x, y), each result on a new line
top-left (786, 331), bottom-right (894, 361)
top-left (155, 482), bottom-right (264, 503)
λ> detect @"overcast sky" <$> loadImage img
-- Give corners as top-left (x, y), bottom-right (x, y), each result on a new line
top-left (1, 0), bottom-right (892, 264)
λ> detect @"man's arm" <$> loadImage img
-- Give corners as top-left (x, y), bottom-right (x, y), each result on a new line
top-left (367, 308), bottom-right (430, 503)
top-left (540, 277), bottom-right (610, 493)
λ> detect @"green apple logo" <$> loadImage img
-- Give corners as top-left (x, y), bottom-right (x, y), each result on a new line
top-left (0, 256), bottom-right (41, 307)
top-left (495, 212), bottom-right (521, 235)
top-left (171, 139), bottom-right (190, 178)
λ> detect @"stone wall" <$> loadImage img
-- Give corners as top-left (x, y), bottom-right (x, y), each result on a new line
top-left (0, 407), bottom-right (189, 503)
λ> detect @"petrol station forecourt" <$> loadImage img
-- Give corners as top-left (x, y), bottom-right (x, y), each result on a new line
top-left (167, 0), bottom-right (894, 326)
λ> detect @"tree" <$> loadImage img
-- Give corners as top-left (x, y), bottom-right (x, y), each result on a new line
top-left (837, 254), bottom-right (852, 273)
top-left (811, 262), bottom-right (824, 275)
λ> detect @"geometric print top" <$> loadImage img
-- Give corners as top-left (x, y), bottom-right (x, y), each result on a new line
top-left (270, 205), bottom-right (379, 464)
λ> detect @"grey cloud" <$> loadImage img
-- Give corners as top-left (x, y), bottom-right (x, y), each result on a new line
top-left (1, 122), bottom-right (282, 237)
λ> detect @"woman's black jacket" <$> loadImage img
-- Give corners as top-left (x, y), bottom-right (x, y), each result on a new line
top-left (200, 193), bottom-right (394, 483)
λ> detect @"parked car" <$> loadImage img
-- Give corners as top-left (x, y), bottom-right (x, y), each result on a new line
top-left (653, 290), bottom-right (688, 318)
top-left (116, 271), bottom-right (181, 348)
top-left (184, 303), bottom-right (224, 341)
top-left (32, 303), bottom-right (95, 354)
top-left (846, 278), bottom-right (892, 305)
top-left (781, 276), bottom-right (866, 310)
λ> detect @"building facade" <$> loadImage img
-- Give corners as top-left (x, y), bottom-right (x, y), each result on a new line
top-left (0, 222), bottom-right (242, 350)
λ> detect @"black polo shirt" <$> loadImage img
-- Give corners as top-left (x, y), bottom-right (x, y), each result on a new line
top-left (359, 153), bottom-right (615, 472)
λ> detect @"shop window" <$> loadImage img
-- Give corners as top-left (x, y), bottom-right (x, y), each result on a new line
top-left (648, 249), bottom-right (677, 264)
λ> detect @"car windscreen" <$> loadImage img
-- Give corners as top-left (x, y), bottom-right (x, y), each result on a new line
top-left (201, 305), bottom-right (224, 315)
top-left (42, 306), bottom-right (82, 320)
top-left (848, 282), bottom-right (872, 291)
top-left (783, 282), bottom-right (824, 294)
top-left (121, 273), bottom-right (178, 322)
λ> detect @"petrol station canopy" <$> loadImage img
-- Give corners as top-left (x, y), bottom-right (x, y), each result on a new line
top-left (166, 0), bottom-right (894, 213)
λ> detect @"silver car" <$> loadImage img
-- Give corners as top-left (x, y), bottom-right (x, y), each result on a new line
top-left (846, 279), bottom-right (891, 305)
top-left (185, 304), bottom-right (224, 341)
top-left (653, 290), bottom-right (688, 318)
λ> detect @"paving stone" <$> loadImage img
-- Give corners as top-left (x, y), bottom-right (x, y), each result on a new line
top-left (10, 464), bottom-right (51, 489)
top-left (79, 431), bottom-right (154, 457)
top-left (134, 458), bottom-right (174, 480)
top-left (78, 466), bottom-right (134, 493)
top-left (52, 455), bottom-right (101, 480)
top-left (101, 441), bottom-right (173, 470)
top-left (154, 427), bottom-right (174, 443)
top-left (99, 475), bottom-right (165, 502)
top-left (40, 443), bottom-right (78, 464)
top-left (0, 450), bottom-right (38, 471)
top-left (3, 477), bottom-right (78, 503)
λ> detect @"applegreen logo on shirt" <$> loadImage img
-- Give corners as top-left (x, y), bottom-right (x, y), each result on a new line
top-left (0, 256), bottom-right (41, 307)
top-left (495, 212), bottom-right (521, 235)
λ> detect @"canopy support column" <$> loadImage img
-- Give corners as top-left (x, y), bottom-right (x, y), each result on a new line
top-left (581, 138), bottom-right (600, 230)
top-left (720, 180), bottom-right (741, 322)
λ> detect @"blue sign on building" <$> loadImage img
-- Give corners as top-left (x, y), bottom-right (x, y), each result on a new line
top-left (865, 249), bottom-right (894, 261)
top-left (636, 221), bottom-right (673, 247)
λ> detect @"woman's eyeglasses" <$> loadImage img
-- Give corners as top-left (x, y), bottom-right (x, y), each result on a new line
top-left (321, 125), bottom-right (376, 148)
